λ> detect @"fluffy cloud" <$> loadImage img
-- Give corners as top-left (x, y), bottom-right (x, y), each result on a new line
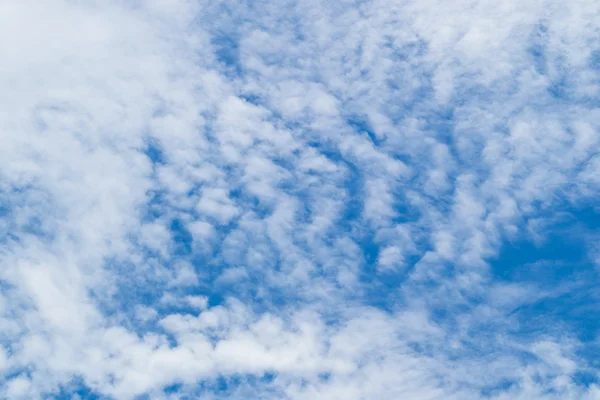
top-left (0, 0), bottom-right (599, 398)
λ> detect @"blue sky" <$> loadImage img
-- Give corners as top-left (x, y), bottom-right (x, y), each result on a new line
top-left (0, 0), bottom-right (599, 399)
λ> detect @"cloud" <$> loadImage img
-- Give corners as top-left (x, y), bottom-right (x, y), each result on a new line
top-left (0, 0), bottom-right (600, 399)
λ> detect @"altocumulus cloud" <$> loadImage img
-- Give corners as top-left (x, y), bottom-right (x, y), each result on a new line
top-left (0, 0), bottom-right (600, 398)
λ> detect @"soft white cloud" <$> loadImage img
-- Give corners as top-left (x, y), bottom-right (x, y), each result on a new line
top-left (0, 0), bottom-right (599, 398)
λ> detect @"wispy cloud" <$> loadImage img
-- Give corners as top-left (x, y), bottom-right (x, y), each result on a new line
top-left (0, 0), bottom-right (599, 398)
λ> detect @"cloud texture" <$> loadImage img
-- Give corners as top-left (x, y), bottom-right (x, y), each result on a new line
top-left (1, 0), bottom-right (600, 398)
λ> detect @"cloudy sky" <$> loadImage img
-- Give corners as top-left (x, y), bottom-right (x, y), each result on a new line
top-left (0, 0), bottom-right (599, 398)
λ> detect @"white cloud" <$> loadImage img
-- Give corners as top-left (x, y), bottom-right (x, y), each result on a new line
top-left (0, 0), bottom-right (599, 398)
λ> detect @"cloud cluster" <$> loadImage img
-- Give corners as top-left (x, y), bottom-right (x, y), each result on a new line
top-left (0, 0), bottom-right (599, 398)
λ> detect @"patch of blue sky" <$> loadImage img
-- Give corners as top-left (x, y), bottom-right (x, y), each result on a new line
top-left (212, 33), bottom-right (242, 76)
top-left (48, 378), bottom-right (103, 400)
top-left (479, 379), bottom-right (516, 398)
top-left (0, 187), bottom-right (56, 245)
top-left (143, 137), bottom-right (166, 166)
top-left (150, 373), bottom-right (279, 399)
top-left (490, 205), bottom-right (600, 343)
top-left (590, 50), bottom-right (600, 71)
top-left (528, 23), bottom-right (549, 76)
top-left (346, 116), bottom-right (381, 146)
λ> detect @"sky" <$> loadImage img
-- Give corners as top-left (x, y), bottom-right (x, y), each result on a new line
top-left (0, 0), bottom-right (599, 399)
